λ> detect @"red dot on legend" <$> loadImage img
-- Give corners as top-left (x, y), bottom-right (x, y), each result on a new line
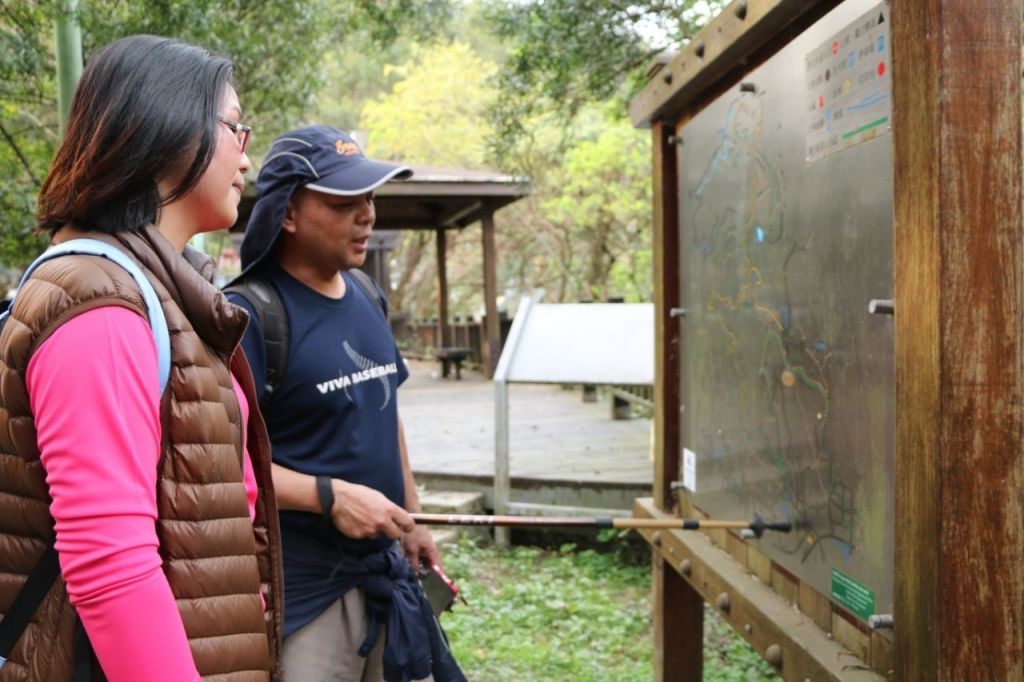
top-left (818, 95), bottom-right (825, 108)
top-left (878, 61), bottom-right (886, 76)
top-left (832, 40), bottom-right (840, 55)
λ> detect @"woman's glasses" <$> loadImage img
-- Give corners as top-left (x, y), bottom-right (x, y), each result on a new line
top-left (219, 118), bottom-right (252, 154)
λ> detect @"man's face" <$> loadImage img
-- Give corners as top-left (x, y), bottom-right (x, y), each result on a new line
top-left (282, 187), bottom-right (376, 271)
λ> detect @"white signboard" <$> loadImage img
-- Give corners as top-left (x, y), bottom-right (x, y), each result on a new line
top-left (498, 302), bottom-right (654, 385)
top-left (805, 3), bottom-right (891, 162)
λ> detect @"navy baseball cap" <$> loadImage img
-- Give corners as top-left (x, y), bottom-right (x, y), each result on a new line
top-left (238, 125), bottom-right (412, 273)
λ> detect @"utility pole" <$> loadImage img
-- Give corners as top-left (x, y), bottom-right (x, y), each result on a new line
top-left (54, 0), bottom-right (83, 139)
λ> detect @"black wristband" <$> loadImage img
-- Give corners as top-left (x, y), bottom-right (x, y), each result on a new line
top-left (315, 475), bottom-right (335, 521)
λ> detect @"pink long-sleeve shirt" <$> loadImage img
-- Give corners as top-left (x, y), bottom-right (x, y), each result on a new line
top-left (27, 306), bottom-right (259, 681)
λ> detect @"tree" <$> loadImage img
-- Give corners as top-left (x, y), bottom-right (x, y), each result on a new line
top-left (77, 0), bottom-right (453, 142)
top-left (0, 0), bottom-right (453, 270)
top-left (0, 1), bottom-right (60, 266)
top-left (360, 42), bottom-right (497, 167)
top-left (540, 110), bottom-right (652, 302)
top-left (355, 36), bottom-right (653, 320)
top-left (357, 41), bottom-right (500, 315)
top-left (311, 32), bottom-right (416, 134)
top-left (483, 0), bottom-right (723, 161)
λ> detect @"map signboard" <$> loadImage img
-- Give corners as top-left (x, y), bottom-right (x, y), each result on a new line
top-left (676, 0), bottom-right (894, 624)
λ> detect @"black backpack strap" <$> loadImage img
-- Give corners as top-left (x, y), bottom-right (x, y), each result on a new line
top-left (226, 270), bottom-right (381, 409)
top-left (225, 277), bottom-right (289, 410)
top-left (0, 542), bottom-right (94, 679)
top-left (0, 542), bottom-right (59, 668)
top-left (72, 617), bottom-right (93, 682)
top-left (348, 268), bottom-right (387, 321)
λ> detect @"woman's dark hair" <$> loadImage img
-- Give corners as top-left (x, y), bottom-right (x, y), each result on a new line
top-left (37, 35), bottom-right (234, 235)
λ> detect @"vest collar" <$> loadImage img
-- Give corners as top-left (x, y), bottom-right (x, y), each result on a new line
top-left (113, 225), bottom-right (249, 356)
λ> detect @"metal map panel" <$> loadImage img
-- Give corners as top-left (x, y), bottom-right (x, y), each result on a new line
top-left (676, 0), bottom-right (894, 623)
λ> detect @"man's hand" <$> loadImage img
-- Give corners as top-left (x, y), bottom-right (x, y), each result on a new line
top-left (401, 523), bottom-right (440, 570)
top-left (330, 479), bottom-right (415, 540)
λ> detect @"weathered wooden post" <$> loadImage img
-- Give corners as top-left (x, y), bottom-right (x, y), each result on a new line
top-left (891, 1), bottom-right (1023, 678)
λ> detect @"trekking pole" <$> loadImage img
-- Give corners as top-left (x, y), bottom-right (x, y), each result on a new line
top-left (411, 513), bottom-right (792, 538)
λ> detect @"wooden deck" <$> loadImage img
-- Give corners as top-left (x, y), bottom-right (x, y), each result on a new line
top-left (399, 360), bottom-right (654, 512)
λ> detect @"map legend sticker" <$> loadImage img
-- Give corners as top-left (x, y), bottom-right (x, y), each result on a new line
top-left (831, 569), bottom-right (876, 619)
top-left (805, 3), bottom-right (891, 161)
top-left (682, 447), bottom-right (697, 492)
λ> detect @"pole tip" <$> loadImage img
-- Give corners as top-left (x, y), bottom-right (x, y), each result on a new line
top-left (749, 514), bottom-right (794, 538)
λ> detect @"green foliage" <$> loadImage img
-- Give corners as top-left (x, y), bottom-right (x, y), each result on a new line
top-left (0, 0), bottom-right (456, 272)
top-left (354, 40), bottom-right (500, 315)
top-left (0, 1), bottom-right (62, 270)
top-left (441, 539), bottom-right (653, 681)
top-left (359, 42), bottom-right (497, 167)
top-left (349, 0), bottom-right (452, 45)
top-left (540, 110), bottom-right (652, 302)
top-left (353, 35), bottom-right (654, 318)
top-left (704, 604), bottom-right (780, 681)
top-left (446, 0), bottom-right (511, 66)
top-left (75, 1), bottom-right (453, 152)
top-left (439, 538), bottom-right (779, 681)
top-left (1, 1), bottom-right (674, 300)
top-left (482, 0), bottom-right (725, 161)
top-left (311, 32), bottom-right (416, 134)
top-left (77, 0), bottom-right (338, 135)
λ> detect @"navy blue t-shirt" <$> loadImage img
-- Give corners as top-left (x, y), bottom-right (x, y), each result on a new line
top-left (228, 262), bottom-right (409, 635)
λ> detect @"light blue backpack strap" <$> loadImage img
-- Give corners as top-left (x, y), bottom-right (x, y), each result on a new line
top-left (8, 239), bottom-right (171, 397)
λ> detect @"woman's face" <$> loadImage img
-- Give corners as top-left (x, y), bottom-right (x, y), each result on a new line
top-left (198, 85), bottom-right (250, 231)
top-left (170, 85), bottom-right (251, 236)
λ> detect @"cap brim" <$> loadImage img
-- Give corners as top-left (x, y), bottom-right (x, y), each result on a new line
top-left (304, 158), bottom-right (413, 196)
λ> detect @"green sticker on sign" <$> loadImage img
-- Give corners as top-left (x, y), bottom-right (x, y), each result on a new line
top-left (830, 569), bottom-right (875, 620)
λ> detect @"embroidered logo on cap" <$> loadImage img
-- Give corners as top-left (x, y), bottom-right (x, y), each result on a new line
top-left (335, 139), bottom-right (360, 156)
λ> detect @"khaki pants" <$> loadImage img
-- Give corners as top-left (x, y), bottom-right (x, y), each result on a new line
top-left (281, 589), bottom-right (434, 682)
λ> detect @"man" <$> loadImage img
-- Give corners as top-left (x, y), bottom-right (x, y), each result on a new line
top-left (227, 125), bottom-right (464, 682)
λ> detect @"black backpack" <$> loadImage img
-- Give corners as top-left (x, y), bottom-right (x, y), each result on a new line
top-left (225, 268), bottom-right (386, 409)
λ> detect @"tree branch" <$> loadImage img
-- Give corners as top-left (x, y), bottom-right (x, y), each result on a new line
top-left (0, 120), bottom-right (40, 185)
top-left (13, 109), bottom-right (58, 143)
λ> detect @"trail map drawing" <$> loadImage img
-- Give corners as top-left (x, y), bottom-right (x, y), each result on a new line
top-left (677, 0), bottom-right (894, 621)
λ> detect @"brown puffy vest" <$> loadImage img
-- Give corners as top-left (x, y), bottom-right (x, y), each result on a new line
top-left (0, 227), bottom-right (283, 680)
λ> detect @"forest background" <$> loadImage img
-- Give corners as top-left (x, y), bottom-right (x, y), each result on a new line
top-left (1, 0), bottom-right (722, 321)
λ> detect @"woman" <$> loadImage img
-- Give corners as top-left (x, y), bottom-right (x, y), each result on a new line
top-left (0, 36), bottom-right (282, 680)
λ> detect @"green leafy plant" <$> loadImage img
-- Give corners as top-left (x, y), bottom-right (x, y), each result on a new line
top-left (439, 537), bottom-right (778, 681)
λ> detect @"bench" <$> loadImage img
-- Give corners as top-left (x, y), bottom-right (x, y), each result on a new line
top-left (434, 347), bottom-right (473, 379)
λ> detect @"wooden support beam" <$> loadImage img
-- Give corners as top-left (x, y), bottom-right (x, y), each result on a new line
top-left (481, 208), bottom-right (500, 377)
top-left (630, 0), bottom-right (840, 126)
top-left (636, 499), bottom-right (884, 681)
top-left (439, 199), bottom-right (483, 228)
top-left (653, 554), bottom-right (702, 682)
top-left (651, 105), bottom-right (699, 682)
top-left (435, 228), bottom-right (451, 348)
top-left (652, 120), bottom-right (681, 510)
top-left (892, 1), bottom-right (1024, 679)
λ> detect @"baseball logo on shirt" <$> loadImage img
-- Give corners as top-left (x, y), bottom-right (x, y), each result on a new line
top-left (314, 341), bottom-right (397, 409)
